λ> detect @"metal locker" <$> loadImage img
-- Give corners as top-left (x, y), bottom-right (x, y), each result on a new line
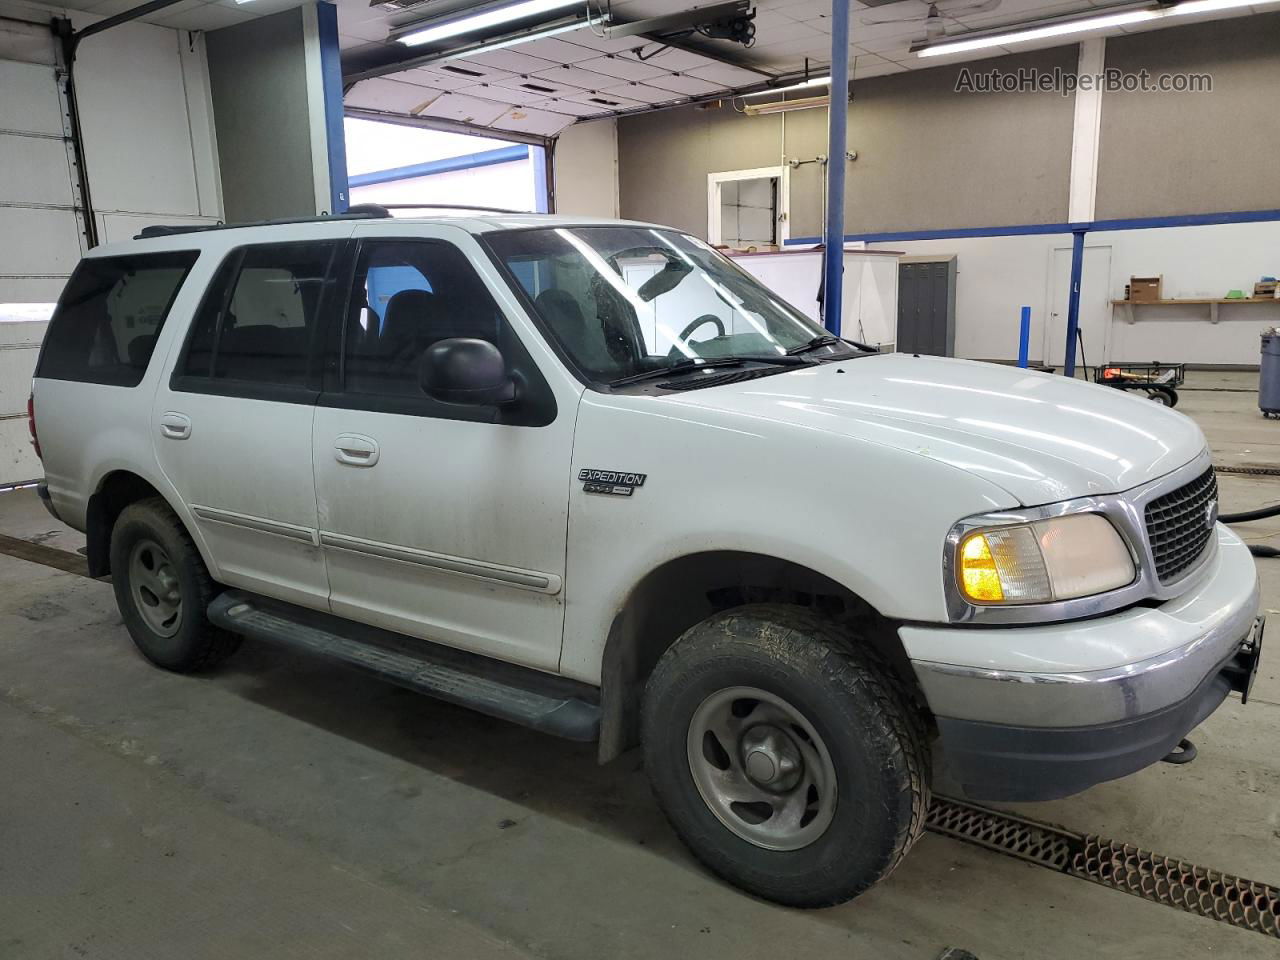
top-left (896, 255), bottom-right (957, 357)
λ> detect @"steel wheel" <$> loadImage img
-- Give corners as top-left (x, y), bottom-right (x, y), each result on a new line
top-left (128, 538), bottom-right (182, 638)
top-left (686, 685), bottom-right (838, 851)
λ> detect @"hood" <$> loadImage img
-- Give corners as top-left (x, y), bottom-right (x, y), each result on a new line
top-left (664, 353), bottom-right (1206, 506)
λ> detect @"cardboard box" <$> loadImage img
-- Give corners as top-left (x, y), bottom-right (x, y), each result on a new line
top-left (1129, 276), bottom-right (1162, 302)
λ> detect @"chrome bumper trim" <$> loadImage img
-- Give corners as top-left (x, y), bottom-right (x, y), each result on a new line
top-left (911, 576), bottom-right (1260, 728)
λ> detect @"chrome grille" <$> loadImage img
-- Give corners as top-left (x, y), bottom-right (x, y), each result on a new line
top-left (1144, 467), bottom-right (1218, 583)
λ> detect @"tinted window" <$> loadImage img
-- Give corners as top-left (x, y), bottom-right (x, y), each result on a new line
top-left (37, 251), bottom-right (198, 386)
top-left (181, 242), bottom-right (336, 386)
top-left (343, 240), bottom-right (503, 397)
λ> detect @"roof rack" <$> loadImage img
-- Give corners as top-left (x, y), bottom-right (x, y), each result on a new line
top-left (375, 203), bottom-right (526, 215)
top-left (134, 202), bottom-right (533, 239)
top-left (135, 204), bottom-right (393, 239)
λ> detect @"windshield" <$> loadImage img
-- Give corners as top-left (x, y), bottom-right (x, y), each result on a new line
top-left (486, 226), bottom-right (837, 385)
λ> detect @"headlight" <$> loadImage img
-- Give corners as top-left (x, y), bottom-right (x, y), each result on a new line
top-left (955, 513), bottom-right (1135, 605)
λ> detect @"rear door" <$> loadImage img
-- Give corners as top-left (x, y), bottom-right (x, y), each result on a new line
top-left (310, 223), bottom-right (580, 671)
top-left (153, 231), bottom-right (348, 609)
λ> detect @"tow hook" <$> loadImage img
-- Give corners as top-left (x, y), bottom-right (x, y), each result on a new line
top-left (1161, 738), bottom-right (1197, 765)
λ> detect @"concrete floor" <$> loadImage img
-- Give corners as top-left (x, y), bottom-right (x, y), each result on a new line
top-left (2, 372), bottom-right (1278, 960)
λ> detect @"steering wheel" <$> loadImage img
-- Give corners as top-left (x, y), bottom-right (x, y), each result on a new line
top-left (671, 314), bottom-right (726, 355)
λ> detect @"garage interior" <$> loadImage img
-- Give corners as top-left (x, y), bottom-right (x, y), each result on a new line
top-left (2, 0), bottom-right (1280, 957)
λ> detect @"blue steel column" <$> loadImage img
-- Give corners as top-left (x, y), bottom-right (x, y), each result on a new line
top-left (1062, 228), bottom-right (1087, 377)
top-left (822, 0), bottom-right (850, 335)
top-left (316, 1), bottom-right (349, 214)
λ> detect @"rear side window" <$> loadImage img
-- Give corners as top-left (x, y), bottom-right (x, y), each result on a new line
top-left (180, 241), bottom-right (337, 388)
top-left (37, 251), bottom-right (198, 387)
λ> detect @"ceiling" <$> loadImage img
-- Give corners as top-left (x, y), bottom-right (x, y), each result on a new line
top-left (52, 0), bottom-right (1273, 136)
top-left (339, 0), bottom-right (1267, 137)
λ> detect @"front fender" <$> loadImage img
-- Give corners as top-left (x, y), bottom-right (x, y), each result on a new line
top-left (559, 393), bottom-right (1017, 683)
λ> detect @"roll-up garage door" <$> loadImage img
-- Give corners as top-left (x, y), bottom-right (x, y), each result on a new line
top-left (0, 16), bottom-right (86, 484)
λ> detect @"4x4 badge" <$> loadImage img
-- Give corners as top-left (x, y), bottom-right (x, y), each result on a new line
top-left (579, 468), bottom-right (646, 497)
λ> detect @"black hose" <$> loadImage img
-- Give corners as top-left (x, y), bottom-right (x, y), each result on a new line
top-left (1219, 502), bottom-right (1280, 523)
top-left (1219, 502), bottom-right (1280, 556)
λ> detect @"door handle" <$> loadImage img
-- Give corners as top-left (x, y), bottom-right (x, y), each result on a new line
top-left (159, 412), bottom-right (191, 440)
top-left (334, 434), bottom-right (379, 467)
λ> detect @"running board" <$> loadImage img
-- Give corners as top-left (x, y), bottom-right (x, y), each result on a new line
top-left (207, 592), bottom-right (600, 742)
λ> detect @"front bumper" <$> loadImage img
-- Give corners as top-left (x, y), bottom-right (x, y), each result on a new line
top-left (903, 526), bottom-right (1261, 802)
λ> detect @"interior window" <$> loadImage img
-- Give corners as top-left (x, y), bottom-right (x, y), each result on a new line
top-left (37, 251), bottom-right (198, 387)
top-left (343, 240), bottom-right (503, 397)
top-left (181, 242), bottom-right (336, 386)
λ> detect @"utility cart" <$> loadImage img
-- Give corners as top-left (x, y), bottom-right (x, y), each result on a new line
top-left (1075, 331), bottom-right (1184, 406)
top-left (1092, 361), bottom-right (1185, 407)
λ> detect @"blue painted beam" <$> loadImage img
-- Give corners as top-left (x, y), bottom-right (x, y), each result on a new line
top-left (822, 0), bottom-right (850, 335)
top-left (315, 1), bottom-right (349, 214)
top-left (348, 144), bottom-right (530, 189)
top-left (1063, 228), bottom-right (1087, 378)
top-left (785, 206), bottom-right (1280, 246)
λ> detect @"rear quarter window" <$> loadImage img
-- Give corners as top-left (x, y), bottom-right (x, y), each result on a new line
top-left (36, 250), bottom-right (199, 387)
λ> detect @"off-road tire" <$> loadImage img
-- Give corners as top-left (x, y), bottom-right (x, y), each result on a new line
top-left (109, 497), bottom-right (240, 672)
top-left (642, 603), bottom-right (929, 907)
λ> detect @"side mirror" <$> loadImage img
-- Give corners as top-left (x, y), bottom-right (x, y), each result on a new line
top-left (419, 337), bottom-right (517, 406)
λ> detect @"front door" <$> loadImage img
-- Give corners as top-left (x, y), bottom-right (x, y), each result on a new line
top-left (311, 224), bottom-right (580, 671)
top-left (154, 233), bottom-right (347, 609)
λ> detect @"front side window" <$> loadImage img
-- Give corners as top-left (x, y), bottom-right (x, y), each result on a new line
top-left (486, 226), bottom-right (841, 385)
top-left (181, 241), bottom-right (336, 387)
top-left (342, 240), bottom-right (503, 397)
top-left (37, 251), bottom-right (198, 387)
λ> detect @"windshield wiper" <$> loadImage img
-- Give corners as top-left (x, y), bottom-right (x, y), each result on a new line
top-left (608, 354), bottom-right (805, 388)
top-left (786, 334), bottom-right (877, 356)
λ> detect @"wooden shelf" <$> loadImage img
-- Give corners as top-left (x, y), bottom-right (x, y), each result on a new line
top-left (1111, 297), bottom-right (1280, 324)
top-left (1110, 298), bottom-right (1279, 305)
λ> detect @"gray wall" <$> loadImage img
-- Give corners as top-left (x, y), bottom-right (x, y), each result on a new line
top-left (618, 48), bottom-right (1078, 239)
top-left (206, 8), bottom-right (318, 223)
top-left (617, 107), bottom-right (784, 238)
top-left (1095, 12), bottom-right (1280, 220)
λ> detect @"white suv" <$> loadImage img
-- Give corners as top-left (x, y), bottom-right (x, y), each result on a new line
top-left (30, 211), bottom-right (1262, 907)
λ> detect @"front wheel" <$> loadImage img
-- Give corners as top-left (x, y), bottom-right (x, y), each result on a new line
top-left (642, 605), bottom-right (929, 907)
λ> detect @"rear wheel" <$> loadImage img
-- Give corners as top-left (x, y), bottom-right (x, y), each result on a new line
top-left (642, 604), bottom-right (929, 907)
top-left (110, 498), bottom-right (239, 671)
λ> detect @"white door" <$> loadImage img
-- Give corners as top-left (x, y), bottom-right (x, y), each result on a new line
top-left (1044, 245), bottom-right (1112, 369)
top-left (311, 224), bottom-right (579, 672)
top-left (0, 22), bottom-right (86, 483)
top-left (153, 234), bottom-right (347, 609)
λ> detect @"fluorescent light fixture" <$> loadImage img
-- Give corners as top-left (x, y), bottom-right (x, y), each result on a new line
top-left (425, 16), bottom-right (607, 63)
top-left (743, 95), bottom-right (829, 115)
top-left (917, 0), bottom-right (1278, 58)
top-left (742, 76), bottom-right (830, 99)
top-left (398, 0), bottom-right (582, 47)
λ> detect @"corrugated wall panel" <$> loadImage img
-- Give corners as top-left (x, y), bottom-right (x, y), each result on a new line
top-left (0, 26), bottom-right (82, 484)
